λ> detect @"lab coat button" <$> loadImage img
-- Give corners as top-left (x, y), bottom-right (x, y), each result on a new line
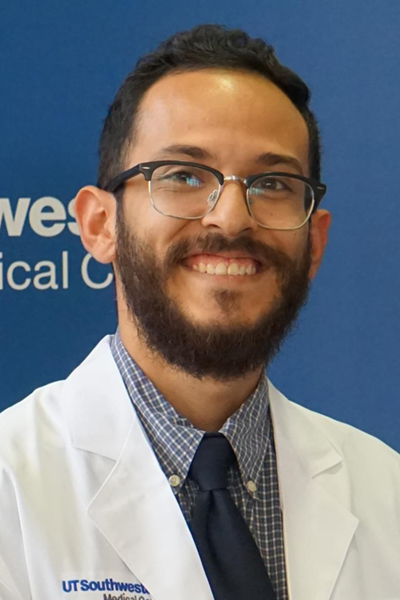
top-left (169, 474), bottom-right (181, 488)
top-left (246, 480), bottom-right (257, 493)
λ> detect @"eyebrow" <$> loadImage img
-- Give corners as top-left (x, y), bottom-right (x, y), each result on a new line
top-left (152, 145), bottom-right (305, 175)
top-left (153, 144), bottom-right (214, 161)
top-left (254, 152), bottom-right (304, 175)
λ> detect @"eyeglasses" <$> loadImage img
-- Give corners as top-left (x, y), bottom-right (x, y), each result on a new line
top-left (103, 160), bottom-right (327, 231)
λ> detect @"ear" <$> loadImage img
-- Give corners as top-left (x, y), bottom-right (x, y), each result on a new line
top-left (308, 209), bottom-right (331, 279)
top-left (74, 186), bottom-right (117, 264)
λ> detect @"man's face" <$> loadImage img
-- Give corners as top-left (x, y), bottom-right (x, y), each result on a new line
top-left (113, 69), bottom-right (324, 379)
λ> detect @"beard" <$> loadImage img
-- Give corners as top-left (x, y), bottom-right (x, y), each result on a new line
top-left (115, 212), bottom-right (312, 381)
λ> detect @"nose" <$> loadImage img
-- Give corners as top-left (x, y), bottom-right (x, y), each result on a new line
top-left (200, 178), bottom-right (258, 237)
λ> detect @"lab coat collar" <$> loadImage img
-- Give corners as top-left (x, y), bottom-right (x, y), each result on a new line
top-left (269, 381), bottom-right (359, 600)
top-left (63, 336), bottom-right (134, 460)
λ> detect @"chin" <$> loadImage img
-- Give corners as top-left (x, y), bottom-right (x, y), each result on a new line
top-left (187, 307), bottom-right (263, 329)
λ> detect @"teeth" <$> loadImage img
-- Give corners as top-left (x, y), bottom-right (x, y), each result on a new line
top-left (192, 261), bottom-right (257, 276)
top-left (215, 262), bottom-right (227, 275)
top-left (227, 263), bottom-right (239, 275)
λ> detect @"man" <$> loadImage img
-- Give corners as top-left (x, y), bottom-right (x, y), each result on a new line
top-left (0, 24), bottom-right (399, 600)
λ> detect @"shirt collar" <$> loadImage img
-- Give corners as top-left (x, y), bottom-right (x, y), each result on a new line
top-left (221, 374), bottom-right (271, 487)
top-left (111, 331), bottom-right (271, 492)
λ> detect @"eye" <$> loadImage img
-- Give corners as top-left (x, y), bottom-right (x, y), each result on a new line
top-left (250, 176), bottom-right (298, 197)
top-left (162, 170), bottom-right (204, 187)
top-left (259, 178), bottom-right (288, 191)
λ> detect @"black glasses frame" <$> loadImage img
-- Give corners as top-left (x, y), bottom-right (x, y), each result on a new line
top-left (103, 160), bottom-right (327, 209)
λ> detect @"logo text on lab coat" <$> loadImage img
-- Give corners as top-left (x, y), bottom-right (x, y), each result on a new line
top-left (61, 578), bottom-right (149, 595)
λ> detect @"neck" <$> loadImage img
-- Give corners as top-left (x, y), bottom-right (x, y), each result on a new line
top-left (118, 323), bottom-right (263, 432)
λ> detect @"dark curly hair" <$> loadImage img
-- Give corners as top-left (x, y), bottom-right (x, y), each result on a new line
top-left (98, 24), bottom-right (321, 189)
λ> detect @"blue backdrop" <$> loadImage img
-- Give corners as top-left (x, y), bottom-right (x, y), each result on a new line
top-left (1, 0), bottom-right (399, 451)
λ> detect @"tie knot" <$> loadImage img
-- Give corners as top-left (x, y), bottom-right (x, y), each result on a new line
top-left (189, 434), bottom-right (236, 491)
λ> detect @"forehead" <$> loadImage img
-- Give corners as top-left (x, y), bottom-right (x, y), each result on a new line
top-left (130, 69), bottom-right (310, 173)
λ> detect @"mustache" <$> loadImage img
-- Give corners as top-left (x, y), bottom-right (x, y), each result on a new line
top-left (164, 233), bottom-right (296, 273)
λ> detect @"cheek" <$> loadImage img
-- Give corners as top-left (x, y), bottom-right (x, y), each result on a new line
top-left (262, 228), bottom-right (309, 262)
top-left (152, 221), bottom-right (191, 258)
top-left (125, 198), bottom-right (187, 254)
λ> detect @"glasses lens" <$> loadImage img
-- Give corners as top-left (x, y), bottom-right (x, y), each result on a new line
top-left (248, 175), bottom-right (314, 229)
top-left (149, 164), bottom-right (220, 218)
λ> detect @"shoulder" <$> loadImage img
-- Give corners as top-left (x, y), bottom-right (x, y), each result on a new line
top-left (0, 336), bottom-right (116, 468)
top-left (299, 399), bottom-right (399, 462)
top-left (0, 380), bottom-right (67, 461)
top-left (269, 381), bottom-right (400, 477)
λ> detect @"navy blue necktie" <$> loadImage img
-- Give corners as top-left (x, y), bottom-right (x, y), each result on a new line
top-left (188, 433), bottom-right (277, 600)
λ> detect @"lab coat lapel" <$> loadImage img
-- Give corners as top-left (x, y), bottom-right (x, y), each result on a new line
top-left (88, 415), bottom-right (213, 600)
top-left (65, 338), bottom-right (212, 600)
top-left (269, 382), bottom-right (359, 600)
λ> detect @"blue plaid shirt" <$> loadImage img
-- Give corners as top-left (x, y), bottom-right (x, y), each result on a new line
top-left (111, 332), bottom-right (287, 599)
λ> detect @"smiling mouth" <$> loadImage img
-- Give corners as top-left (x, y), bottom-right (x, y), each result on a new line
top-left (183, 254), bottom-right (262, 276)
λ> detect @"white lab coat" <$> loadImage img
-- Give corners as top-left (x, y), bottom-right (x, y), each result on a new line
top-left (0, 337), bottom-right (399, 600)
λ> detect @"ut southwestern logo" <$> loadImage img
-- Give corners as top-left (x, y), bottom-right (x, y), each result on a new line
top-left (0, 196), bottom-right (113, 291)
top-left (0, 196), bottom-right (78, 238)
top-left (62, 577), bottom-right (150, 599)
